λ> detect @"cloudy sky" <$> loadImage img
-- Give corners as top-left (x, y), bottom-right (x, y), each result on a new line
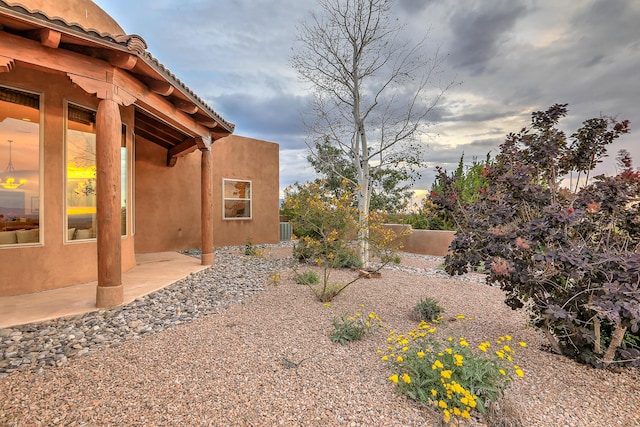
top-left (96, 0), bottom-right (639, 199)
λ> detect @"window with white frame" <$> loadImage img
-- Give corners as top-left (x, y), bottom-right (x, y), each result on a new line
top-left (223, 179), bottom-right (251, 219)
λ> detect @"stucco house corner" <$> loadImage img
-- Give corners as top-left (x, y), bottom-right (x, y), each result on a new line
top-left (0, 0), bottom-right (280, 308)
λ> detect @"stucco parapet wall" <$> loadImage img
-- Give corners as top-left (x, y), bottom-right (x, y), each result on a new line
top-left (383, 224), bottom-right (455, 257)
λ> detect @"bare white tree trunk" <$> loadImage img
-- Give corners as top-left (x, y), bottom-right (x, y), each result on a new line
top-left (292, 0), bottom-right (451, 267)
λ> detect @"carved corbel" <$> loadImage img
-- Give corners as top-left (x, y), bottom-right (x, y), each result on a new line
top-left (68, 73), bottom-right (136, 106)
top-left (0, 55), bottom-right (15, 73)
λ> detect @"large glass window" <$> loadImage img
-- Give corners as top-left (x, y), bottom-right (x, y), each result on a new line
top-left (66, 103), bottom-right (97, 240)
top-left (0, 86), bottom-right (41, 246)
top-left (223, 179), bottom-right (251, 219)
top-left (65, 105), bottom-right (128, 241)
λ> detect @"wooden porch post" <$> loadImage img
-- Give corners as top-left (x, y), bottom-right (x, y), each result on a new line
top-left (95, 98), bottom-right (123, 308)
top-left (201, 147), bottom-right (214, 265)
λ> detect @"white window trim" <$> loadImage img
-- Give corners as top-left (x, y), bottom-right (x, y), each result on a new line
top-left (222, 178), bottom-right (252, 220)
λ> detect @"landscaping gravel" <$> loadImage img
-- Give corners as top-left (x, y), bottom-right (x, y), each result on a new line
top-left (1, 244), bottom-right (638, 426)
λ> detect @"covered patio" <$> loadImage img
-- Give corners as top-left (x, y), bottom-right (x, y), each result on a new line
top-left (0, 252), bottom-right (207, 328)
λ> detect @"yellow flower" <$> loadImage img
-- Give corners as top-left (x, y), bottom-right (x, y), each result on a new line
top-left (461, 410), bottom-right (471, 419)
top-left (499, 369), bottom-right (506, 375)
top-left (432, 360), bottom-right (444, 370)
top-left (381, 355), bottom-right (389, 361)
top-left (402, 346), bottom-right (409, 352)
top-left (457, 314), bottom-right (465, 319)
top-left (368, 312), bottom-right (376, 319)
top-left (397, 355), bottom-right (404, 363)
top-left (443, 409), bottom-right (450, 424)
top-left (495, 350), bottom-right (505, 359)
top-left (365, 321), bottom-right (371, 327)
top-left (348, 316), bottom-right (355, 321)
top-left (417, 351), bottom-right (425, 358)
top-left (445, 348), bottom-right (453, 354)
top-left (519, 341), bottom-right (527, 347)
top-left (453, 407), bottom-right (461, 416)
top-left (447, 337), bottom-right (453, 342)
top-left (388, 374), bottom-right (399, 383)
top-left (459, 339), bottom-right (469, 347)
top-left (454, 354), bottom-right (464, 366)
top-left (323, 302), bottom-right (331, 307)
top-left (438, 400), bottom-right (448, 409)
top-left (503, 345), bottom-right (513, 353)
top-left (431, 389), bottom-right (437, 397)
top-left (505, 335), bottom-right (512, 341)
top-left (441, 370), bottom-right (452, 379)
top-left (515, 368), bottom-right (525, 377)
top-left (402, 373), bottom-right (411, 384)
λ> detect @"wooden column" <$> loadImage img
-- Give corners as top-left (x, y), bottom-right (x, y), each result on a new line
top-left (95, 98), bottom-right (123, 308)
top-left (201, 147), bottom-right (214, 265)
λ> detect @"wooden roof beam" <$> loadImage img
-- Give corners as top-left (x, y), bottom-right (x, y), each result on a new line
top-left (147, 79), bottom-right (174, 96)
top-left (27, 28), bottom-right (61, 48)
top-left (174, 99), bottom-right (198, 115)
top-left (167, 137), bottom-right (197, 167)
top-left (108, 51), bottom-right (138, 70)
top-left (0, 31), bottom-right (216, 140)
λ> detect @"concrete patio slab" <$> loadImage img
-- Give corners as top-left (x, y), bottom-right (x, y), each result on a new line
top-left (0, 252), bottom-right (208, 329)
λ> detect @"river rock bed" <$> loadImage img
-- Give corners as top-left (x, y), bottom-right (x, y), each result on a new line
top-left (0, 245), bottom-right (295, 377)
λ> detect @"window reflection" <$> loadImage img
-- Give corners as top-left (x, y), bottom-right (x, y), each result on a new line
top-left (66, 103), bottom-right (97, 240)
top-left (223, 179), bottom-right (251, 219)
top-left (0, 86), bottom-right (41, 246)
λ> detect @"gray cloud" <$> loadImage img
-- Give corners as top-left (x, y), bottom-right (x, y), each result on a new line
top-left (446, 0), bottom-right (527, 75)
top-left (97, 0), bottom-right (639, 195)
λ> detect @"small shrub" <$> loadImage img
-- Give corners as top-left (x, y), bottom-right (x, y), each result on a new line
top-left (381, 319), bottom-right (525, 425)
top-left (295, 270), bottom-right (319, 286)
top-left (330, 306), bottom-right (382, 345)
top-left (411, 297), bottom-right (444, 322)
top-left (244, 238), bottom-right (263, 256)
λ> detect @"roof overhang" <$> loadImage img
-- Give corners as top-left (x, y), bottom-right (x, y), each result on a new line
top-left (0, 1), bottom-right (234, 163)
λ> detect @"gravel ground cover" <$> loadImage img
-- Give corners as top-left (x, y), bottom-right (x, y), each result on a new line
top-left (1, 244), bottom-right (639, 426)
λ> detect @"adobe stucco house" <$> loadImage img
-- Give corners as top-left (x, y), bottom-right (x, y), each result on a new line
top-left (0, 0), bottom-right (279, 307)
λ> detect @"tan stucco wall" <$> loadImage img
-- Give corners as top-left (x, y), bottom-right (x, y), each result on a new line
top-left (134, 135), bottom-right (280, 251)
top-left (0, 65), bottom-right (136, 297)
top-left (211, 135), bottom-right (280, 247)
top-left (384, 224), bottom-right (456, 257)
top-left (133, 137), bottom-right (203, 253)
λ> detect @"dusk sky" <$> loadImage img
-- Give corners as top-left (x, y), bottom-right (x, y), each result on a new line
top-left (96, 0), bottom-right (639, 199)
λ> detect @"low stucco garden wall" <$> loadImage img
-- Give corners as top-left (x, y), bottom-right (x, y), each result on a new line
top-left (383, 224), bottom-right (455, 257)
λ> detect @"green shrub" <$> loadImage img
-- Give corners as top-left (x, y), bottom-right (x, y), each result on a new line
top-left (295, 270), bottom-right (319, 286)
top-left (411, 298), bottom-right (444, 322)
top-left (330, 307), bottom-right (381, 345)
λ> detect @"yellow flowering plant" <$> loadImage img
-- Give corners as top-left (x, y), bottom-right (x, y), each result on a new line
top-left (381, 319), bottom-right (525, 425)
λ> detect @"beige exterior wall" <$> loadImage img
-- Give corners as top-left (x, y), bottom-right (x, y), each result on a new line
top-left (133, 135), bottom-right (280, 252)
top-left (385, 224), bottom-right (456, 257)
top-left (133, 137), bottom-right (203, 253)
top-left (212, 136), bottom-right (280, 247)
top-left (0, 65), bottom-right (136, 297)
